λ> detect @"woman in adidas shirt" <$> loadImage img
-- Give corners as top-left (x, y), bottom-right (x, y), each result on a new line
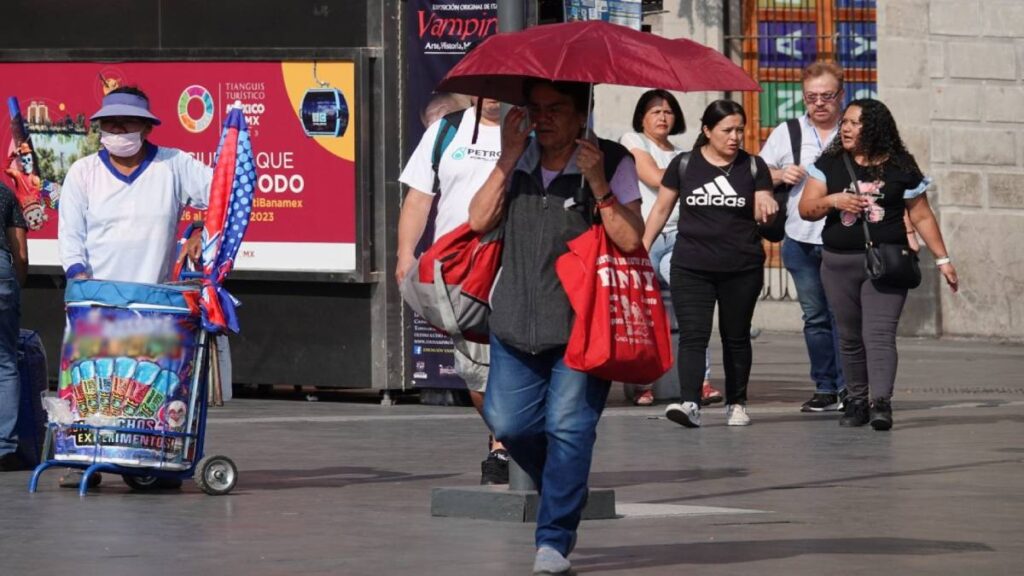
top-left (644, 100), bottom-right (777, 428)
top-left (619, 90), bottom-right (721, 407)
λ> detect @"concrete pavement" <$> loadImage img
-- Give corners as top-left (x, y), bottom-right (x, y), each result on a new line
top-left (1, 332), bottom-right (1022, 575)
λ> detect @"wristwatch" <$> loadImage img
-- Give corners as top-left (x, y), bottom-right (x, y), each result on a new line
top-left (934, 257), bottom-right (951, 267)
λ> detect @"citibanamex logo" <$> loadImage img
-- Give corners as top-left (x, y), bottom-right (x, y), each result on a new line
top-left (178, 85), bottom-right (215, 133)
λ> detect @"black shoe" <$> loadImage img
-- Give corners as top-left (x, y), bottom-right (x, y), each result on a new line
top-left (870, 398), bottom-right (893, 431)
top-left (839, 399), bottom-right (869, 427)
top-left (0, 452), bottom-right (29, 472)
top-left (480, 449), bottom-right (509, 485)
top-left (801, 393), bottom-right (839, 412)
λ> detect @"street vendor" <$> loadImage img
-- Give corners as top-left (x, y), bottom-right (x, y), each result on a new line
top-left (56, 86), bottom-right (212, 487)
top-left (59, 86), bottom-right (210, 282)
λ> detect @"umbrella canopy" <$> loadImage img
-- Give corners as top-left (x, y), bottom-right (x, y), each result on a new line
top-left (437, 20), bottom-right (760, 103)
top-left (198, 102), bottom-right (257, 333)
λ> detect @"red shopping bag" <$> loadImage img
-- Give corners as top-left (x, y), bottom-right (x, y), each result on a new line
top-left (556, 224), bottom-right (673, 384)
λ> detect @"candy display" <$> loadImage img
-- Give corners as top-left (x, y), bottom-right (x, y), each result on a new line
top-left (52, 280), bottom-right (203, 470)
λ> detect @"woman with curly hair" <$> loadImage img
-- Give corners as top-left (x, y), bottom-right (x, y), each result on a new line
top-left (799, 99), bottom-right (958, 431)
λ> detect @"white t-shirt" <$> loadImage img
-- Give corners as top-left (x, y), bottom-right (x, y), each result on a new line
top-left (619, 131), bottom-right (681, 233)
top-left (399, 107), bottom-right (501, 240)
top-left (58, 145), bottom-right (211, 283)
top-left (759, 114), bottom-right (838, 244)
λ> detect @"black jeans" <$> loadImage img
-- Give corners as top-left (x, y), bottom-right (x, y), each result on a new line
top-left (669, 265), bottom-right (763, 405)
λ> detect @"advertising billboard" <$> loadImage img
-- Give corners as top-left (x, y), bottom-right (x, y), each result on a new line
top-left (0, 61), bottom-right (358, 274)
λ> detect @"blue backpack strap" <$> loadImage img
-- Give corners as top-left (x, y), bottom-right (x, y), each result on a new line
top-left (430, 110), bottom-right (464, 196)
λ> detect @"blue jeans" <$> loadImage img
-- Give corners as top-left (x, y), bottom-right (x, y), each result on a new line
top-left (782, 237), bottom-right (845, 394)
top-left (483, 335), bottom-right (610, 556)
top-left (652, 231), bottom-right (711, 381)
top-left (0, 252), bottom-right (21, 456)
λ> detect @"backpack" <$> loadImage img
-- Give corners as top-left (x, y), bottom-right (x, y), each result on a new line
top-left (756, 118), bottom-right (802, 242)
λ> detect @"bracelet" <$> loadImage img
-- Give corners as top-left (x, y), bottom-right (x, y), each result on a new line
top-left (595, 191), bottom-right (616, 209)
top-left (934, 257), bottom-right (951, 267)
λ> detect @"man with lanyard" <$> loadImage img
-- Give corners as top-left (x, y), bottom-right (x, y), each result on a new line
top-left (396, 98), bottom-right (510, 485)
top-left (760, 62), bottom-right (846, 412)
top-left (57, 86), bottom-right (211, 486)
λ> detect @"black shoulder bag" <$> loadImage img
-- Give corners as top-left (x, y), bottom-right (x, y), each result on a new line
top-left (841, 154), bottom-right (921, 289)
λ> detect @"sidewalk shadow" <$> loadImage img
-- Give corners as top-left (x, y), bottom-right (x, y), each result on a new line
top-left (588, 468), bottom-right (747, 489)
top-left (237, 466), bottom-right (460, 491)
top-left (897, 413), bottom-right (1024, 431)
top-left (573, 537), bottom-right (992, 572)
top-left (646, 457), bottom-right (1020, 504)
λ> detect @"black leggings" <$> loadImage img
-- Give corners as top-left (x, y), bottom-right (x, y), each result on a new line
top-left (669, 266), bottom-right (763, 405)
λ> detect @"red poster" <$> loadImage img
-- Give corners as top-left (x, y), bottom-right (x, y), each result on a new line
top-left (0, 61), bottom-right (358, 273)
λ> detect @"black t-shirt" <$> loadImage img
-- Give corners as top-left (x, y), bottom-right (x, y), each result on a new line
top-left (813, 154), bottom-right (924, 252)
top-left (0, 184), bottom-right (27, 255)
top-left (662, 149), bottom-right (773, 272)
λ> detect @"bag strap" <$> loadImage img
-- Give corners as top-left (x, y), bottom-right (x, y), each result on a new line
top-left (675, 151), bottom-right (691, 186)
top-left (787, 118), bottom-right (802, 167)
top-left (841, 153), bottom-right (873, 247)
top-left (430, 110), bottom-right (464, 196)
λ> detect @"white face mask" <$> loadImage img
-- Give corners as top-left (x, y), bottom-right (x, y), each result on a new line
top-left (100, 130), bottom-right (144, 157)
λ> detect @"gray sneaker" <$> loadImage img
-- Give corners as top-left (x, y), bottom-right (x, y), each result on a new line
top-left (533, 546), bottom-right (573, 575)
top-left (665, 401), bottom-right (701, 428)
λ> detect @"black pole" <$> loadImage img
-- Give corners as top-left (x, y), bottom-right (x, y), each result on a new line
top-left (495, 0), bottom-right (536, 494)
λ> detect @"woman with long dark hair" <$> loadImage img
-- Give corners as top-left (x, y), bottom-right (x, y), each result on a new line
top-left (799, 98), bottom-right (958, 431)
top-left (646, 99), bottom-right (777, 428)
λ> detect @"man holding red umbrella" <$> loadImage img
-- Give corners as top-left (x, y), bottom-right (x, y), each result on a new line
top-left (469, 79), bottom-right (643, 576)
top-left (442, 20), bottom-right (759, 573)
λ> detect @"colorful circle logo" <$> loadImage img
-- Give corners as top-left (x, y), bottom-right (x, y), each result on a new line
top-left (178, 85), bottom-right (214, 133)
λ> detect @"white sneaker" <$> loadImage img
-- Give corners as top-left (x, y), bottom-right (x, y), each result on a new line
top-left (665, 402), bottom-right (701, 428)
top-left (726, 404), bottom-right (751, 426)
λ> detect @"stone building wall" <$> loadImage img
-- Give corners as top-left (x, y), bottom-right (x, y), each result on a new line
top-left (880, 0), bottom-right (1024, 341)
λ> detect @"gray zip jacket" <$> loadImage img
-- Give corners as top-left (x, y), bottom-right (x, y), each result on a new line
top-left (490, 138), bottom-right (631, 354)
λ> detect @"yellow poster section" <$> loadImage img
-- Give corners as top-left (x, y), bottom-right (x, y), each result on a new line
top-left (280, 61), bottom-right (355, 162)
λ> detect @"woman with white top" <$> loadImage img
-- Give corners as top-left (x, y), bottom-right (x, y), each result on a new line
top-left (619, 90), bottom-right (720, 407)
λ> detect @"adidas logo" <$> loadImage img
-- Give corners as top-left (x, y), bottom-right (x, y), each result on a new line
top-left (686, 175), bottom-right (747, 207)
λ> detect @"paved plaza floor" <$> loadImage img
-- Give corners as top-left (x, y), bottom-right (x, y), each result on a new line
top-left (2, 332), bottom-right (1022, 575)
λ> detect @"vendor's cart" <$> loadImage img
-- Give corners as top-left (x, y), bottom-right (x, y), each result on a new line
top-left (29, 279), bottom-right (237, 496)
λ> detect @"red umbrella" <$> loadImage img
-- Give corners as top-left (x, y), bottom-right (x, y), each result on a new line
top-left (437, 20), bottom-right (760, 103)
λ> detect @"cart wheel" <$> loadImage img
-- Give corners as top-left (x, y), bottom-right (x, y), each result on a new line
top-left (195, 455), bottom-right (238, 496)
top-left (122, 475), bottom-right (183, 491)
